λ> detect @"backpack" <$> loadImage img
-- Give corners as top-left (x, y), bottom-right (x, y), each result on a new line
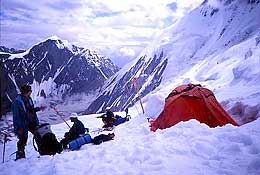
top-left (33, 123), bottom-right (62, 155)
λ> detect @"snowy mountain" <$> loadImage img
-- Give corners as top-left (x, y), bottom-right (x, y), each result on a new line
top-left (0, 46), bottom-right (25, 54)
top-left (85, 51), bottom-right (168, 114)
top-left (86, 0), bottom-right (260, 123)
top-left (0, 36), bottom-right (120, 114)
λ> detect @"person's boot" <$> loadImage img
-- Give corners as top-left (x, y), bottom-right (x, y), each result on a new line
top-left (15, 150), bottom-right (25, 160)
top-left (16, 137), bottom-right (26, 160)
top-left (60, 138), bottom-right (68, 150)
top-left (62, 143), bottom-right (68, 149)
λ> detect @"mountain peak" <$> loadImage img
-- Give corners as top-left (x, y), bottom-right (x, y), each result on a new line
top-left (47, 35), bottom-right (61, 41)
top-left (42, 35), bottom-right (72, 51)
top-left (1, 36), bottom-right (120, 114)
top-left (0, 46), bottom-right (25, 54)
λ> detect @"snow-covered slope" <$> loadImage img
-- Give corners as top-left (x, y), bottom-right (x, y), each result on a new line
top-left (0, 110), bottom-right (259, 175)
top-left (147, 0), bottom-right (260, 88)
top-left (0, 36), bottom-right (119, 114)
top-left (87, 0), bottom-right (260, 123)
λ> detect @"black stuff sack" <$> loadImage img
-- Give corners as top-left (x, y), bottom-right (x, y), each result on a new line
top-left (92, 133), bottom-right (115, 145)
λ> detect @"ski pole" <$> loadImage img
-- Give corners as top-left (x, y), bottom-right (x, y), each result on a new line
top-left (125, 85), bottom-right (140, 115)
top-left (2, 133), bottom-right (7, 163)
top-left (50, 106), bottom-right (71, 129)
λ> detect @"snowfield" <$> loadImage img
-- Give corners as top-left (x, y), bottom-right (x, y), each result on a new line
top-left (0, 109), bottom-right (259, 175)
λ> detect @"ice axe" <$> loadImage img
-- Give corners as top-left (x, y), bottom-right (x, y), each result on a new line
top-left (2, 133), bottom-right (7, 163)
top-left (50, 106), bottom-right (71, 129)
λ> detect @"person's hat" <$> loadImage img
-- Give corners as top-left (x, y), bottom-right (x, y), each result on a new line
top-left (21, 84), bottom-right (32, 94)
top-left (106, 107), bottom-right (111, 111)
top-left (70, 113), bottom-right (78, 120)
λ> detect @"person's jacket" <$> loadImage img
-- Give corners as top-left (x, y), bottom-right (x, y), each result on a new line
top-left (69, 119), bottom-right (85, 137)
top-left (23, 95), bottom-right (40, 123)
top-left (12, 94), bottom-right (40, 136)
top-left (106, 110), bottom-right (115, 119)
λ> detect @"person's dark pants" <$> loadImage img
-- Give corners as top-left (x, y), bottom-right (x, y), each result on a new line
top-left (60, 132), bottom-right (79, 149)
top-left (16, 135), bottom-right (27, 160)
top-left (16, 122), bottom-right (37, 160)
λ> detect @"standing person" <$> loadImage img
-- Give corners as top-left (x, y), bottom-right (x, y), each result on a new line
top-left (12, 84), bottom-right (46, 160)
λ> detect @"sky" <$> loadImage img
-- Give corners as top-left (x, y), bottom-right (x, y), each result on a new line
top-left (0, 0), bottom-right (203, 67)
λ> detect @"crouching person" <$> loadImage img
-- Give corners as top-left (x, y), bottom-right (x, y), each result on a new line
top-left (101, 107), bottom-right (117, 128)
top-left (60, 117), bottom-right (87, 149)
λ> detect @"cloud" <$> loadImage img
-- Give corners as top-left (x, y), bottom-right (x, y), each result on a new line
top-left (1, 0), bottom-right (37, 12)
top-left (173, 0), bottom-right (204, 17)
top-left (0, 0), bottom-right (204, 66)
top-left (120, 47), bottom-right (136, 57)
top-left (45, 0), bottom-right (83, 11)
top-left (167, 2), bottom-right (178, 11)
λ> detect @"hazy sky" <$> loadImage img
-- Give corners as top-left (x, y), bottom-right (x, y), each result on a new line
top-left (0, 0), bottom-right (203, 67)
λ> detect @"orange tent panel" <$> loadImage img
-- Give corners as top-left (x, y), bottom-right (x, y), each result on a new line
top-left (150, 84), bottom-right (238, 131)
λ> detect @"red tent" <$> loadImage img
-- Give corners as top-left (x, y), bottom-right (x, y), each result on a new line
top-left (150, 84), bottom-right (239, 131)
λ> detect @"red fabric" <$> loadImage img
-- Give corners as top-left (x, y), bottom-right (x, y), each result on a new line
top-left (151, 84), bottom-right (239, 131)
top-left (133, 77), bottom-right (138, 90)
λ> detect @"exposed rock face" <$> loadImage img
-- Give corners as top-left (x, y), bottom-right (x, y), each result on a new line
top-left (0, 37), bottom-right (119, 113)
